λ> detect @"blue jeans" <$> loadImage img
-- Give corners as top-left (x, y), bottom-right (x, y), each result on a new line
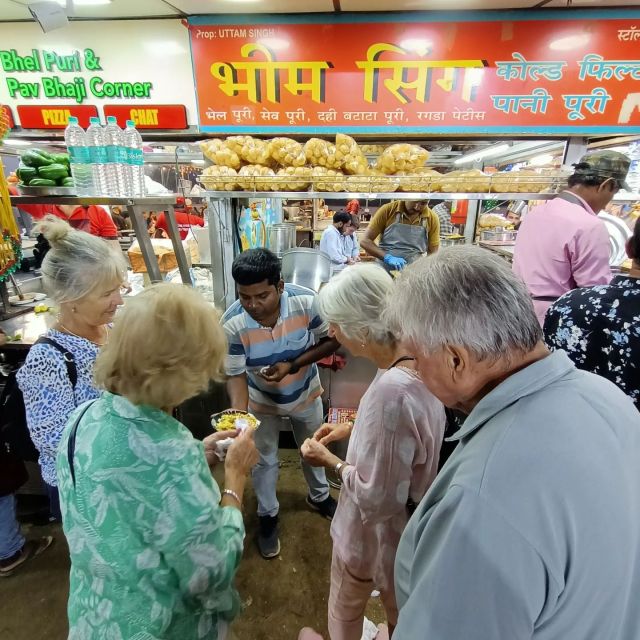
top-left (0, 494), bottom-right (25, 560)
top-left (253, 397), bottom-right (329, 517)
top-left (45, 483), bottom-right (61, 522)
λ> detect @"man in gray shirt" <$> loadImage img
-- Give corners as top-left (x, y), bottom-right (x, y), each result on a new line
top-left (389, 246), bottom-right (640, 639)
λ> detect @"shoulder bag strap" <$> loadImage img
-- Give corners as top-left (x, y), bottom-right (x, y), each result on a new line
top-left (35, 336), bottom-right (78, 388)
top-left (67, 400), bottom-right (97, 488)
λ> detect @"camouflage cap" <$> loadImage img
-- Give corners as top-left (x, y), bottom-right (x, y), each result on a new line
top-left (573, 150), bottom-right (631, 190)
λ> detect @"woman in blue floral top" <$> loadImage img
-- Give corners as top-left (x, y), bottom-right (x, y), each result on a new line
top-left (544, 217), bottom-right (640, 409)
top-left (17, 216), bottom-right (127, 520)
top-left (57, 284), bottom-right (259, 640)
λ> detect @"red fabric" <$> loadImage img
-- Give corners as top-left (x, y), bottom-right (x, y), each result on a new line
top-left (155, 211), bottom-right (204, 241)
top-left (12, 189), bottom-right (117, 239)
top-left (346, 199), bottom-right (360, 214)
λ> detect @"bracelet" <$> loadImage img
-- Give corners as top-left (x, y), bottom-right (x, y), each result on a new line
top-left (335, 462), bottom-right (346, 477)
top-left (222, 489), bottom-right (242, 507)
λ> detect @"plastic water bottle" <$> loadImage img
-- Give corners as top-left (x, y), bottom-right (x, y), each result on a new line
top-left (104, 116), bottom-right (127, 197)
top-left (86, 117), bottom-right (109, 196)
top-left (123, 120), bottom-right (146, 197)
top-left (64, 116), bottom-right (94, 196)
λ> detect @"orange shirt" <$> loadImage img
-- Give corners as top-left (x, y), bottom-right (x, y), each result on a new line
top-left (15, 200), bottom-right (118, 239)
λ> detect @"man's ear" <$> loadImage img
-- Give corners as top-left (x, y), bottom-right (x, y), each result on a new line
top-left (277, 279), bottom-right (285, 295)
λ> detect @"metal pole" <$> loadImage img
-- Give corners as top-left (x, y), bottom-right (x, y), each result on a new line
top-left (162, 204), bottom-right (192, 286)
top-left (563, 137), bottom-right (587, 166)
top-left (126, 203), bottom-right (163, 283)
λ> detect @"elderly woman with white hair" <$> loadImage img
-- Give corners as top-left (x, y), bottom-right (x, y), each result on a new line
top-left (388, 246), bottom-right (640, 640)
top-left (17, 216), bottom-right (127, 521)
top-left (299, 264), bottom-right (445, 640)
top-left (56, 283), bottom-right (259, 639)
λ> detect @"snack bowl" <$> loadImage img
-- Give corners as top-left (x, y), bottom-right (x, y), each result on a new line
top-left (211, 409), bottom-right (260, 433)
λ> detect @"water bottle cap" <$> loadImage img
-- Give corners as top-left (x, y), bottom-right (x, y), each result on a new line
top-left (89, 117), bottom-right (100, 124)
top-left (126, 120), bottom-right (136, 127)
top-left (67, 116), bottom-right (79, 124)
top-left (107, 116), bottom-right (117, 124)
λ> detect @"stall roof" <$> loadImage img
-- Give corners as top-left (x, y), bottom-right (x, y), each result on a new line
top-left (0, 0), bottom-right (638, 21)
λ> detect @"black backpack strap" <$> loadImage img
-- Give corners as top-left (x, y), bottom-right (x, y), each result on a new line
top-left (35, 336), bottom-right (78, 388)
top-left (67, 401), bottom-right (96, 488)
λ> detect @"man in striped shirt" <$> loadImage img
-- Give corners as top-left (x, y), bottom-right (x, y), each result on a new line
top-left (222, 249), bottom-right (339, 558)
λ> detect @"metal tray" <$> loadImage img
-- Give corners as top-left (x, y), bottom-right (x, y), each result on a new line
top-left (479, 229), bottom-right (518, 244)
top-left (17, 184), bottom-right (76, 196)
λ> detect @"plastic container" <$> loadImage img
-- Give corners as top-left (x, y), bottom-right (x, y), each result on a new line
top-left (64, 116), bottom-right (94, 196)
top-left (104, 116), bottom-right (127, 197)
top-left (86, 117), bottom-right (109, 196)
top-left (123, 120), bottom-right (146, 197)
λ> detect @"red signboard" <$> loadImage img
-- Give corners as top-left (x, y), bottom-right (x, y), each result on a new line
top-left (188, 10), bottom-right (640, 134)
top-left (1, 105), bottom-right (15, 128)
top-left (17, 104), bottom-right (98, 129)
top-left (103, 104), bottom-right (188, 129)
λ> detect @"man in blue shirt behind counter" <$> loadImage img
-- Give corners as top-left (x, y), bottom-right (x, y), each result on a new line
top-left (319, 212), bottom-right (360, 276)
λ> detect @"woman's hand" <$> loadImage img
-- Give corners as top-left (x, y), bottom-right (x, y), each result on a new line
top-left (225, 428), bottom-right (259, 478)
top-left (301, 438), bottom-right (340, 468)
top-left (203, 429), bottom-right (238, 467)
top-left (314, 422), bottom-right (352, 446)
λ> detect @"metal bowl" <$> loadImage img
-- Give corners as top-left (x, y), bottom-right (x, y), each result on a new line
top-left (17, 184), bottom-right (76, 196)
top-left (479, 229), bottom-right (518, 244)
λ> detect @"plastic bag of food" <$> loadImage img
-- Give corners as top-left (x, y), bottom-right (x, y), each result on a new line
top-left (225, 136), bottom-right (272, 166)
top-left (304, 138), bottom-right (341, 169)
top-left (368, 170), bottom-right (400, 193)
top-left (199, 139), bottom-right (241, 169)
top-left (513, 169), bottom-right (547, 193)
top-left (237, 165), bottom-right (276, 190)
top-left (441, 169), bottom-right (490, 193)
top-left (335, 134), bottom-right (369, 175)
top-left (395, 168), bottom-right (442, 192)
top-left (271, 137), bottom-right (306, 167)
top-left (200, 165), bottom-right (238, 191)
top-left (275, 166), bottom-right (312, 191)
top-left (479, 213), bottom-right (510, 229)
top-left (360, 144), bottom-right (387, 155)
top-left (312, 167), bottom-right (346, 192)
top-left (375, 144), bottom-right (429, 175)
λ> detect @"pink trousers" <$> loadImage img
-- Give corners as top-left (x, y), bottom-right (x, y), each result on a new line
top-left (327, 550), bottom-right (397, 640)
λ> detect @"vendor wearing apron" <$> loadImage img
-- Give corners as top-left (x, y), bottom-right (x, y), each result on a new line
top-left (360, 200), bottom-right (440, 271)
top-left (513, 150), bottom-right (630, 326)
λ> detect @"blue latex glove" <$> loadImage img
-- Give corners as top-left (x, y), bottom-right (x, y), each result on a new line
top-left (383, 253), bottom-right (407, 271)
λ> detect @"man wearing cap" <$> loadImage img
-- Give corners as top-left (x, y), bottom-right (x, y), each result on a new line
top-left (513, 150), bottom-right (630, 325)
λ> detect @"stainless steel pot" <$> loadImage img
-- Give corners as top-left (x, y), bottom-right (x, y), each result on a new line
top-left (281, 248), bottom-right (332, 293)
top-left (267, 223), bottom-right (296, 257)
top-left (479, 228), bottom-right (518, 244)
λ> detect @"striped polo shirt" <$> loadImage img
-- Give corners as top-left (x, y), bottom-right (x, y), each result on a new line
top-left (221, 284), bottom-right (329, 415)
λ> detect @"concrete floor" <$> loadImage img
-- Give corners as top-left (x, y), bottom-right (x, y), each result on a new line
top-left (0, 450), bottom-right (384, 640)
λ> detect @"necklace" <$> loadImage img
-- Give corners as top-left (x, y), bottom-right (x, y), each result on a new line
top-left (57, 322), bottom-right (108, 346)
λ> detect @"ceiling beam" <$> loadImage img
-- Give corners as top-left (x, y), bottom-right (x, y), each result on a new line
top-left (160, 0), bottom-right (188, 17)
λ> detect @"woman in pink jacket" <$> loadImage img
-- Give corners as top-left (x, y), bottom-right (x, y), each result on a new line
top-left (300, 264), bottom-right (445, 640)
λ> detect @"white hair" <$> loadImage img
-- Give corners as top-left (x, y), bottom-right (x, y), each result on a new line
top-left (317, 263), bottom-right (395, 344)
top-left (37, 215), bottom-right (127, 304)
top-left (387, 246), bottom-right (541, 359)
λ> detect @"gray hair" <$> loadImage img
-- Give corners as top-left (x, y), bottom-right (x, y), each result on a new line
top-left (317, 263), bottom-right (395, 344)
top-left (37, 215), bottom-right (127, 304)
top-left (387, 246), bottom-right (541, 359)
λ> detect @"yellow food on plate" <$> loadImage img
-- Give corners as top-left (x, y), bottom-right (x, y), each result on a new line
top-left (213, 412), bottom-right (260, 431)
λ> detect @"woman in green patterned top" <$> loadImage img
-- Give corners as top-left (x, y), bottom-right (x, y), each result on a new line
top-left (56, 284), bottom-right (259, 640)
